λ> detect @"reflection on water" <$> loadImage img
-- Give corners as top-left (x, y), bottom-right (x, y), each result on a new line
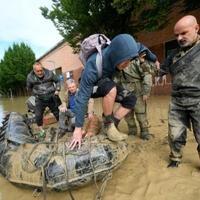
top-left (0, 96), bottom-right (28, 125)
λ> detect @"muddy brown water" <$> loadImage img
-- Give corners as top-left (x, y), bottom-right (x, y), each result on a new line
top-left (1, 95), bottom-right (200, 200)
top-left (0, 97), bottom-right (27, 124)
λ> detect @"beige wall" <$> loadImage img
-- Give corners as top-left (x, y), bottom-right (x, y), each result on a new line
top-left (38, 42), bottom-right (83, 82)
top-left (37, 5), bottom-right (200, 95)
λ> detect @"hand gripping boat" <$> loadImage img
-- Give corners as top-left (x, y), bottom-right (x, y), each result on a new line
top-left (0, 112), bottom-right (128, 191)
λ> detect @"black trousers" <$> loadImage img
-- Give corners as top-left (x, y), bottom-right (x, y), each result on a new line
top-left (91, 78), bottom-right (137, 109)
top-left (35, 95), bottom-right (61, 126)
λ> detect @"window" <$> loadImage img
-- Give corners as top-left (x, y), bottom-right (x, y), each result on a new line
top-left (55, 67), bottom-right (62, 75)
top-left (66, 71), bottom-right (73, 80)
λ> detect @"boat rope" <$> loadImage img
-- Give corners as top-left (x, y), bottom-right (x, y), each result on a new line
top-left (32, 166), bottom-right (48, 200)
top-left (22, 142), bottom-right (55, 173)
top-left (62, 143), bottom-right (76, 200)
top-left (88, 137), bottom-right (100, 192)
top-left (87, 137), bottom-right (113, 200)
top-left (32, 188), bottom-right (42, 198)
top-left (95, 171), bottom-right (113, 200)
top-left (41, 166), bottom-right (47, 200)
top-left (4, 127), bottom-right (115, 199)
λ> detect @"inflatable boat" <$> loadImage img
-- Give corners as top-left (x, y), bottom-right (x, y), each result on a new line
top-left (0, 112), bottom-right (128, 191)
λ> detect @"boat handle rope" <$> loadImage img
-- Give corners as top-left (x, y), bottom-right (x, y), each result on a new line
top-left (87, 137), bottom-right (113, 200)
top-left (41, 166), bottom-right (47, 200)
top-left (22, 142), bottom-right (55, 173)
top-left (63, 142), bottom-right (76, 200)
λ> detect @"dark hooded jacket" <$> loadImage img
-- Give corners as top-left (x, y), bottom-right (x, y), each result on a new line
top-left (27, 68), bottom-right (61, 99)
top-left (74, 34), bottom-right (157, 127)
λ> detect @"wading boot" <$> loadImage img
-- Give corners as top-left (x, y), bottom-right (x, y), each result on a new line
top-left (167, 160), bottom-right (180, 168)
top-left (103, 115), bottom-right (128, 142)
top-left (128, 126), bottom-right (137, 136)
top-left (106, 123), bottom-right (128, 141)
top-left (103, 114), bottom-right (127, 141)
top-left (140, 132), bottom-right (151, 140)
top-left (140, 128), bottom-right (154, 140)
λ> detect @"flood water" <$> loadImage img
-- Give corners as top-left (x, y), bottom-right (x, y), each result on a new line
top-left (1, 95), bottom-right (189, 200)
top-left (0, 96), bottom-right (28, 125)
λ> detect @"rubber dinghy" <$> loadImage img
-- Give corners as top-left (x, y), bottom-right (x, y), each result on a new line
top-left (0, 112), bottom-right (128, 191)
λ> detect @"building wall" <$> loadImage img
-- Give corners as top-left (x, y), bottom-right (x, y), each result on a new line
top-left (38, 42), bottom-right (83, 83)
top-left (38, 4), bottom-right (200, 95)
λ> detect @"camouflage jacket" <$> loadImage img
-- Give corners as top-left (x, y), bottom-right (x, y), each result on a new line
top-left (159, 35), bottom-right (200, 102)
top-left (113, 59), bottom-right (156, 96)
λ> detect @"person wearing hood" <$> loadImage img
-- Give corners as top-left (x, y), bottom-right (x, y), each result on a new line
top-left (69, 34), bottom-right (157, 149)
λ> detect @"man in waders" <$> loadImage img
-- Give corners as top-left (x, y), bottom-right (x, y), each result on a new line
top-left (158, 15), bottom-right (200, 167)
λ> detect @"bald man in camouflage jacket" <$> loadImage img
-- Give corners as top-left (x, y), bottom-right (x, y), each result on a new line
top-left (158, 15), bottom-right (200, 168)
top-left (114, 52), bottom-right (156, 140)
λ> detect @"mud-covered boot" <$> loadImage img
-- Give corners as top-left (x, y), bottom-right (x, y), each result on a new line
top-left (128, 126), bottom-right (137, 136)
top-left (106, 123), bottom-right (128, 141)
top-left (167, 160), bottom-right (180, 168)
top-left (140, 128), bottom-right (153, 140)
top-left (103, 115), bottom-right (127, 141)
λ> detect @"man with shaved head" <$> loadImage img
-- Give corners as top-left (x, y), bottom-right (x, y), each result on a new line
top-left (174, 15), bottom-right (199, 47)
top-left (159, 15), bottom-right (200, 168)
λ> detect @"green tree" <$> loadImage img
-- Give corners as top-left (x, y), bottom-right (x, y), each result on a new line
top-left (41, 0), bottom-right (200, 50)
top-left (183, 0), bottom-right (200, 11)
top-left (0, 43), bottom-right (35, 96)
top-left (41, 0), bottom-right (133, 49)
top-left (41, 0), bottom-right (174, 49)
